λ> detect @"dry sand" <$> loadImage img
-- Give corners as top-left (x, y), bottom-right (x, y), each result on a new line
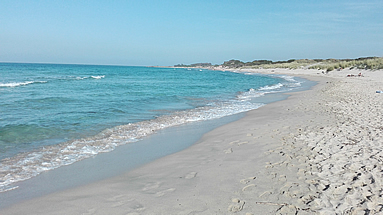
top-left (1, 68), bottom-right (383, 214)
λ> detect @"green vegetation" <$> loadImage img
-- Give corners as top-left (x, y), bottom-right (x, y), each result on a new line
top-left (243, 57), bottom-right (383, 71)
top-left (175, 57), bottom-right (383, 71)
top-left (222, 59), bottom-right (301, 68)
top-left (250, 59), bottom-right (320, 69)
top-left (222, 60), bottom-right (245, 68)
top-left (308, 57), bottom-right (383, 71)
top-left (174, 63), bottom-right (212, 67)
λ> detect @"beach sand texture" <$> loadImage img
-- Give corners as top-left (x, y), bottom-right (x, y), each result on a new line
top-left (1, 69), bottom-right (382, 214)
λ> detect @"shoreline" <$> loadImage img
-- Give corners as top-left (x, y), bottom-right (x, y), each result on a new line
top-left (0, 66), bottom-right (299, 194)
top-left (0, 113), bottom-right (245, 209)
top-left (1, 68), bottom-right (382, 214)
top-left (0, 71), bottom-right (312, 208)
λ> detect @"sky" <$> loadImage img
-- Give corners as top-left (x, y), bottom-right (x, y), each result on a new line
top-left (0, 0), bottom-right (382, 66)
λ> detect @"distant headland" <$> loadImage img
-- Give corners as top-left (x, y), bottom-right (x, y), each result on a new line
top-left (173, 56), bottom-right (383, 72)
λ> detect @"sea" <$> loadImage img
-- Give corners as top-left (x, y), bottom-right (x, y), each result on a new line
top-left (0, 63), bottom-right (309, 194)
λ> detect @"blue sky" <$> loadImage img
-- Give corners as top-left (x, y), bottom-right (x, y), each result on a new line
top-left (1, 0), bottom-right (382, 66)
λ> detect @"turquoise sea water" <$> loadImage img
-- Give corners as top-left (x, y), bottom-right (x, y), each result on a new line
top-left (0, 63), bottom-right (304, 192)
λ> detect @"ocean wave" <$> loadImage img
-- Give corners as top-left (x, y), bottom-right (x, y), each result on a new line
top-left (236, 74), bottom-right (303, 102)
top-left (74, 75), bottom-right (105, 80)
top-left (278, 75), bottom-right (296, 82)
top-left (0, 81), bottom-right (47, 88)
top-left (236, 88), bottom-right (265, 101)
top-left (244, 73), bottom-right (302, 88)
top-left (75, 76), bottom-right (88, 80)
top-left (276, 75), bottom-right (302, 87)
top-left (65, 75), bottom-right (106, 80)
top-left (237, 82), bottom-right (287, 101)
top-left (91, 75), bottom-right (105, 79)
top-left (0, 99), bottom-right (263, 192)
top-left (258, 83), bottom-right (284, 91)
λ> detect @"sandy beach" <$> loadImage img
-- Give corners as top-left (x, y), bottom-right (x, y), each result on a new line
top-left (1, 68), bottom-right (383, 214)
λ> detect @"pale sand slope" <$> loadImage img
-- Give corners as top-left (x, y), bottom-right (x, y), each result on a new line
top-left (1, 69), bottom-right (382, 214)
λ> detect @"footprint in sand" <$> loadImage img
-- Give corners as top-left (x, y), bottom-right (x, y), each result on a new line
top-left (237, 141), bottom-right (248, 146)
top-left (229, 140), bottom-right (248, 146)
top-left (111, 201), bottom-right (128, 208)
top-left (106, 194), bottom-right (136, 208)
top-left (278, 175), bottom-right (287, 182)
top-left (106, 194), bottom-right (128, 202)
top-left (185, 171), bottom-right (198, 179)
top-left (155, 188), bottom-right (176, 197)
top-left (229, 140), bottom-right (240, 145)
top-left (128, 201), bottom-right (145, 211)
top-left (242, 184), bottom-right (256, 192)
top-left (142, 182), bottom-right (161, 192)
top-left (82, 208), bottom-right (97, 215)
top-left (110, 197), bottom-right (140, 209)
top-left (110, 198), bottom-right (145, 211)
top-left (259, 191), bottom-right (272, 199)
top-left (240, 176), bottom-right (256, 184)
top-left (228, 198), bottom-right (245, 212)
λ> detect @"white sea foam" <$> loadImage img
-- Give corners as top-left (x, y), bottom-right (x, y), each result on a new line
top-left (76, 76), bottom-right (88, 80)
top-left (236, 88), bottom-right (265, 101)
top-left (243, 72), bottom-right (302, 88)
top-left (279, 75), bottom-right (296, 82)
top-left (277, 75), bottom-right (302, 87)
top-left (0, 81), bottom-right (46, 88)
top-left (236, 74), bottom-right (304, 103)
top-left (91, 75), bottom-right (105, 79)
top-left (75, 75), bottom-right (105, 80)
top-left (0, 98), bottom-right (264, 192)
top-left (259, 83), bottom-right (284, 91)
